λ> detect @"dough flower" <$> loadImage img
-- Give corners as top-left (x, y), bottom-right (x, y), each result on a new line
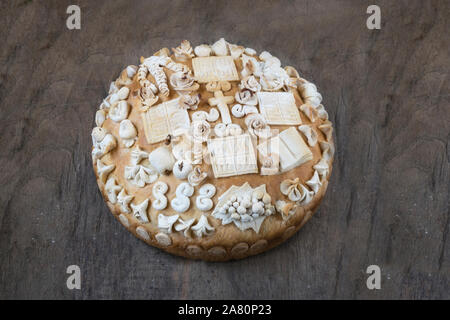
top-left (245, 114), bottom-right (271, 138)
top-left (172, 40), bottom-right (194, 61)
top-left (170, 71), bottom-right (198, 91)
top-left (235, 89), bottom-right (257, 105)
top-left (191, 120), bottom-right (211, 142)
top-left (280, 178), bottom-right (303, 202)
top-left (179, 93), bottom-right (200, 110)
top-left (239, 75), bottom-right (261, 92)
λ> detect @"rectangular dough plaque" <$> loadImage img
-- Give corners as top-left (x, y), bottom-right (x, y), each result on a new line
top-left (192, 56), bottom-right (240, 83)
top-left (257, 127), bottom-right (312, 172)
top-left (207, 133), bottom-right (258, 178)
top-left (257, 92), bottom-right (302, 125)
top-left (141, 98), bottom-right (190, 144)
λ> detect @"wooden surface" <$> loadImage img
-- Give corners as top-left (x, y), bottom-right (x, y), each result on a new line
top-left (0, 0), bottom-right (448, 299)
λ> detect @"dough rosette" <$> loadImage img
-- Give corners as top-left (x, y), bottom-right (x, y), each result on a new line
top-left (245, 114), bottom-right (271, 139)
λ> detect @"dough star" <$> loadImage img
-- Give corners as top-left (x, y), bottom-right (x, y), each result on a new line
top-left (131, 199), bottom-right (150, 223)
top-left (96, 159), bottom-right (115, 183)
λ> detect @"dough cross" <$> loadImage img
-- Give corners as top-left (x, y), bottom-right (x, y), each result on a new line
top-left (208, 90), bottom-right (234, 124)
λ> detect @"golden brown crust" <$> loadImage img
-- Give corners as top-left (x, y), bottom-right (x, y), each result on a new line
top-left (95, 158), bottom-right (333, 261)
top-left (92, 40), bottom-right (335, 261)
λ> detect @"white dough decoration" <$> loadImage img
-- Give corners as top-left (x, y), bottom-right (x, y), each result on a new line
top-left (245, 114), bottom-right (271, 139)
top-left (300, 104), bottom-right (318, 123)
top-left (170, 70), bottom-right (199, 92)
top-left (188, 166), bottom-right (207, 186)
top-left (211, 38), bottom-right (229, 56)
top-left (174, 217), bottom-right (196, 237)
top-left (138, 80), bottom-right (159, 111)
top-left (228, 43), bottom-right (245, 60)
top-left (117, 188), bottom-right (134, 213)
top-left (142, 54), bottom-right (186, 97)
top-left (275, 200), bottom-right (298, 219)
top-left (158, 213), bottom-right (180, 233)
top-left (124, 164), bottom-right (158, 187)
top-left (231, 104), bottom-right (245, 118)
top-left (117, 86), bottom-right (130, 100)
top-left (239, 75), bottom-right (261, 92)
top-left (313, 158), bottom-right (329, 180)
top-left (141, 97), bottom-right (190, 144)
top-left (206, 80), bottom-right (232, 92)
top-left (119, 119), bottom-right (137, 148)
top-left (125, 147), bottom-right (158, 187)
top-left (191, 215), bottom-right (215, 238)
top-left (299, 185), bottom-right (314, 205)
top-left (170, 182), bottom-right (194, 213)
top-left (130, 147), bottom-right (149, 165)
top-left (109, 93), bottom-right (119, 105)
top-left (207, 90), bottom-right (235, 124)
top-left (115, 68), bottom-right (133, 87)
top-left (213, 123), bottom-right (243, 137)
top-left (137, 63), bottom-right (149, 87)
top-left (213, 123), bottom-right (227, 137)
top-left (109, 81), bottom-right (119, 94)
top-left (212, 183), bottom-right (275, 233)
top-left (179, 94), bottom-right (200, 110)
top-left (195, 184), bottom-right (216, 211)
top-left (319, 121), bottom-right (333, 141)
top-left (258, 52), bottom-right (290, 91)
top-left (320, 141), bottom-right (335, 162)
top-left (95, 109), bottom-right (106, 127)
top-left (172, 159), bottom-right (193, 180)
top-left (109, 100), bottom-right (130, 122)
top-left (171, 134), bottom-right (194, 162)
top-left (298, 125), bottom-right (318, 147)
top-left (126, 65), bottom-right (137, 78)
top-left (148, 146), bottom-right (175, 174)
top-left (283, 66), bottom-right (301, 89)
top-left (105, 176), bottom-right (121, 204)
top-left (96, 159), bottom-right (115, 183)
top-left (316, 104), bottom-right (329, 120)
top-left (240, 54), bottom-right (261, 78)
top-left (190, 120), bottom-right (211, 142)
top-left (306, 170), bottom-right (322, 194)
top-left (191, 109), bottom-right (220, 122)
top-left (284, 65), bottom-right (300, 79)
top-left (235, 90), bottom-right (258, 105)
top-left (280, 178), bottom-right (315, 206)
top-left (131, 199), bottom-right (150, 223)
top-left (172, 40), bottom-right (194, 61)
top-left (194, 44), bottom-right (212, 57)
top-left (260, 153), bottom-right (279, 176)
top-left (244, 106), bottom-right (259, 115)
top-left (99, 95), bottom-right (112, 110)
top-left (152, 181), bottom-right (169, 210)
top-left (231, 104), bottom-right (259, 118)
top-left (91, 127), bottom-right (117, 160)
top-left (280, 178), bottom-right (304, 202)
top-left (297, 80), bottom-right (322, 107)
top-left (258, 127), bottom-right (312, 172)
top-left (256, 91), bottom-right (302, 125)
top-left (208, 133), bottom-right (258, 178)
top-left (244, 47), bottom-right (256, 56)
top-left (206, 108), bottom-right (220, 122)
top-left (191, 143), bottom-right (206, 165)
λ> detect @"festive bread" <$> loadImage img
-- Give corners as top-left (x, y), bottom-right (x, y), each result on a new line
top-left (92, 39), bottom-right (334, 261)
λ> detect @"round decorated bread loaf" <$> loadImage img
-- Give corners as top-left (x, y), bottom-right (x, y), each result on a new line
top-left (92, 38), bottom-right (334, 261)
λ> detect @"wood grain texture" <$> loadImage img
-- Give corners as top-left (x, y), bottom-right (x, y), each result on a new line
top-left (0, 0), bottom-right (448, 299)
